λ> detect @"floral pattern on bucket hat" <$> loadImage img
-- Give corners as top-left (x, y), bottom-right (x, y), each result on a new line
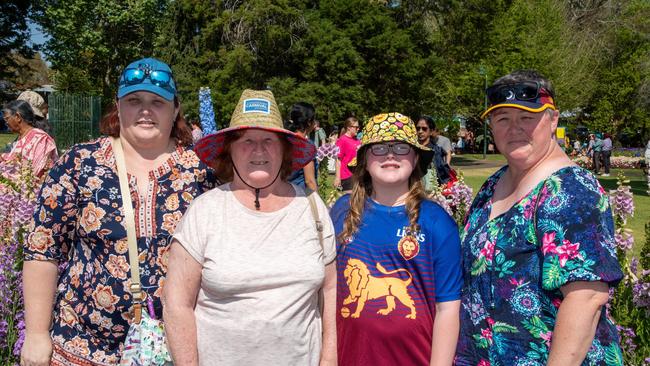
top-left (194, 89), bottom-right (316, 171)
top-left (348, 112), bottom-right (431, 172)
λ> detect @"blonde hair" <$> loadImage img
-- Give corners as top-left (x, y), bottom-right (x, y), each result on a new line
top-left (338, 146), bottom-right (427, 244)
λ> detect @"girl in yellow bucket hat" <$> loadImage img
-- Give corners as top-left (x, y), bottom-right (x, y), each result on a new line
top-left (330, 112), bottom-right (462, 365)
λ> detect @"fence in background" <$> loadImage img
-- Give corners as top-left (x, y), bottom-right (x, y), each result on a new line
top-left (49, 93), bottom-right (102, 151)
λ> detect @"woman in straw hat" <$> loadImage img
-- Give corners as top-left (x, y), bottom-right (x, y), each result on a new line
top-left (164, 89), bottom-right (337, 365)
top-left (331, 113), bottom-right (461, 365)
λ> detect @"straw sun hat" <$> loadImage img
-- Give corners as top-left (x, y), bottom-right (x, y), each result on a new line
top-left (194, 89), bottom-right (316, 171)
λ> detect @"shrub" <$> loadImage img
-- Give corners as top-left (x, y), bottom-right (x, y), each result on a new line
top-left (608, 173), bottom-right (650, 365)
top-left (0, 155), bottom-right (41, 363)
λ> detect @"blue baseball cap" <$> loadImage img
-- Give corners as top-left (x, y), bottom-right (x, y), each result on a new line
top-left (117, 58), bottom-right (177, 101)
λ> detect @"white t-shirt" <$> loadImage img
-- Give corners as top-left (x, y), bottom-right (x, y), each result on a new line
top-left (173, 183), bottom-right (336, 366)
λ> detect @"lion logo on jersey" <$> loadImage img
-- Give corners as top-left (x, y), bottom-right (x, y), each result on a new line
top-left (398, 235), bottom-right (420, 260)
top-left (342, 258), bottom-right (416, 319)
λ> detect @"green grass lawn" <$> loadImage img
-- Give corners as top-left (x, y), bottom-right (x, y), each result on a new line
top-left (458, 159), bottom-right (648, 258)
top-left (455, 153), bottom-right (507, 162)
top-left (0, 133), bottom-right (17, 150)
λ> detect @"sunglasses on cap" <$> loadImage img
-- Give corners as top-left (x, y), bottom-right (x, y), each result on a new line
top-left (120, 67), bottom-right (176, 93)
top-left (369, 142), bottom-right (412, 156)
top-left (486, 81), bottom-right (551, 106)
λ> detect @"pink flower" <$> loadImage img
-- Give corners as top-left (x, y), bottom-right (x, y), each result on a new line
top-left (556, 239), bottom-right (583, 267)
top-left (480, 240), bottom-right (495, 262)
top-left (477, 360), bottom-right (491, 366)
top-left (481, 328), bottom-right (493, 341)
top-left (522, 199), bottom-right (535, 219)
top-left (552, 298), bottom-right (562, 308)
top-left (486, 317), bottom-right (495, 326)
top-left (542, 232), bottom-right (557, 255)
top-left (509, 277), bottom-right (524, 286)
top-left (540, 331), bottom-right (553, 347)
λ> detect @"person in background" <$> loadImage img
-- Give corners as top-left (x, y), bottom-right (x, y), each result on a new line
top-left (593, 133), bottom-right (603, 174)
top-left (164, 89), bottom-right (337, 365)
top-left (601, 133), bottom-right (613, 177)
top-left (18, 90), bottom-right (51, 135)
top-left (21, 57), bottom-right (215, 365)
top-left (587, 133), bottom-right (595, 169)
top-left (573, 138), bottom-right (582, 157)
top-left (416, 115), bottom-right (453, 189)
top-left (334, 116), bottom-right (361, 192)
top-left (331, 112), bottom-right (461, 365)
top-left (456, 136), bottom-right (464, 155)
top-left (312, 119), bottom-right (327, 149)
top-left (287, 102), bottom-right (318, 192)
top-left (327, 128), bottom-right (339, 174)
top-left (466, 130), bottom-right (475, 153)
top-left (190, 119), bottom-right (204, 143)
top-left (430, 120), bottom-right (452, 165)
top-left (456, 69), bottom-right (623, 365)
top-left (1, 100), bottom-right (57, 180)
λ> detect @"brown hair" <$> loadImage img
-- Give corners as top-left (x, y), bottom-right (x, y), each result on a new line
top-left (344, 116), bottom-right (359, 128)
top-left (338, 146), bottom-right (427, 243)
top-left (210, 129), bottom-right (294, 183)
top-left (99, 100), bottom-right (192, 146)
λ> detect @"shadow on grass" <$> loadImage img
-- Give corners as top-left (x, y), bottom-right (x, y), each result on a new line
top-left (596, 169), bottom-right (649, 198)
top-left (452, 156), bottom-right (504, 169)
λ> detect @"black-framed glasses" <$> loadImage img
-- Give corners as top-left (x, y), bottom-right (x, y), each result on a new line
top-left (486, 81), bottom-right (548, 106)
top-left (120, 67), bottom-right (176, 93)
top-left (348, 125), bottom-right (360, 129)
top-left (416, 126), bottom-right (429, 131)
top-left (369, 142), bottom-right (411, 156)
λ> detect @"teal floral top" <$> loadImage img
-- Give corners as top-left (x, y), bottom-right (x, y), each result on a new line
top-left (455, 166), bottom-right (623, 366)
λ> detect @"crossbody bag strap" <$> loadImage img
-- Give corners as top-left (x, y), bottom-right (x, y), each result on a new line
top-left (307, 191), bottom-right (324, 251)
top-left (306, 191), bottom-right (326, 316)
top-left (110, 136), bottom-right (143, 324)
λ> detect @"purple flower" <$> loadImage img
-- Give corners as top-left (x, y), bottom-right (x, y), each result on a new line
top-left (316, 143), bottom-right (339, 162)
top-left (12, 317), bottom-right (24, 356)
top-left (630, 257), bottom-right (639, 274)
top-left (632, 278), bottom-right (650, 314)
top-left (616, 325), bottom-right (638, 353)
top-left (614, 228), bottom-right (635, 251)
top-left (0, 154), bottom-right (40, 361)
top-left (609, 184), bottom-right (634, 222)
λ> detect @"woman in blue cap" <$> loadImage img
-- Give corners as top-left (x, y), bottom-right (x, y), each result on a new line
top-left (21, 58), bottom-right (215, 365)
top-left (455, 70), bottom-right (623, 365)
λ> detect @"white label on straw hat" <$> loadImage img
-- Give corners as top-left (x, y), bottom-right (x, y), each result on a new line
top-left (243, 99), bottom-right (271, 114)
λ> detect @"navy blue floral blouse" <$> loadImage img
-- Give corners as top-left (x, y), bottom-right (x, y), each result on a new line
top-left (455, 166), bottom-right (624, 366)
top-left (24, 137), bottom-right (215, 364)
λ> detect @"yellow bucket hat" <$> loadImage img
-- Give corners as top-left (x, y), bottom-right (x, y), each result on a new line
top-left (348, 112), bottom-right (431, 172)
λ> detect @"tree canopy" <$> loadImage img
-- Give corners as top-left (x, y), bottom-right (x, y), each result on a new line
top-left (20, 0), bottom-right (650, 144)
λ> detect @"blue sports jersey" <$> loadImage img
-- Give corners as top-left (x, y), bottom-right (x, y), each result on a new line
top-left (330, 194), bottom-right (462, 365)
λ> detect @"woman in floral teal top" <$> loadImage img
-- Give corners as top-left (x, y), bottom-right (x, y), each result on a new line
top-left (455, 70), bottom-right (623, 366)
